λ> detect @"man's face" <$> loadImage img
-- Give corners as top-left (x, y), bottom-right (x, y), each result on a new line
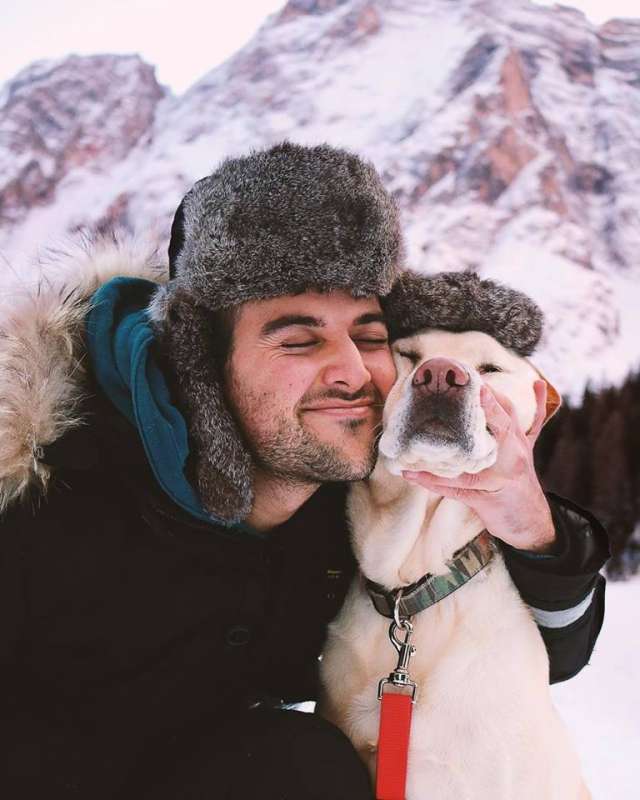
top-left (224, 290), bottom-right (397, 485)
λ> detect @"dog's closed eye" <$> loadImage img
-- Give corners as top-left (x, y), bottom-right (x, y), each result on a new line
top-left (397, 349), bottom-right (420, 365)
top-left (478, 363), bottom-right (502, 374)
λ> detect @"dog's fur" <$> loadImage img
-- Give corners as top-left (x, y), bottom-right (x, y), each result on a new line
top-left (319, 328), bottom-right (590, 800)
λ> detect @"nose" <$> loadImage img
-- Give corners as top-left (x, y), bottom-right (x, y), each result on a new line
top-left (412, 357), bottom-right (469, 395)
top-left (322, 339), bottom-right (372, 390)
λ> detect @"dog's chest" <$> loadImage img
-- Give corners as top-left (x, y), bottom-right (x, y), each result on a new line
top-left (330, 558), bottom-right (544, 748)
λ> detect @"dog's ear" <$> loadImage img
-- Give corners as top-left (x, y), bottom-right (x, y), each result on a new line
top-left (527, 361), bottom-right (562, 426)
top-left (542, 380), bottom-right (562, 424)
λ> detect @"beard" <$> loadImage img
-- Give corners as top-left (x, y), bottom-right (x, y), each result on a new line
top-left (229, 384), bottom-right (382, 485)
top-left (256, 412), bottom-right (377, 484)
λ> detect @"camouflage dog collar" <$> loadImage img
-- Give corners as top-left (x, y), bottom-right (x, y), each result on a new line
top-left (365, 531), bottom-right (497, 619)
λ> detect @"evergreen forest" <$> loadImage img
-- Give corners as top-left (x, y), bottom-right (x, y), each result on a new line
top-left (536, 372), bottom-right (640, 579)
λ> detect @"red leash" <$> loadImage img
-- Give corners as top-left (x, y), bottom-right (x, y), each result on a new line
top-left (376, 692), bottom-right (414, 799)
top-left (375, 616), bottom-right (417, 800)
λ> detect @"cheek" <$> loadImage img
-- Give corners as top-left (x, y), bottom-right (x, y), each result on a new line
top-left (367, 351), bottom-right (397, 398)
top-left (260, 360), bottom-right (319, 408)
top-left (229, 355), bottom-right (310, 413)
top-left (516, 386), bottom-right (538, 431)
top-left (484, 375), bottom-right (537, 430)
top-left (381, 365), bottom-right (413, 425)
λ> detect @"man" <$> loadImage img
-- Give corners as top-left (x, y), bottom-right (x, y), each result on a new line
top-left (0, 142), bottom-right (607, 799)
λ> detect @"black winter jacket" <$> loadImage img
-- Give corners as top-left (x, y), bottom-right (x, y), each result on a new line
top-left (0, 386), bottom-right (609, 799)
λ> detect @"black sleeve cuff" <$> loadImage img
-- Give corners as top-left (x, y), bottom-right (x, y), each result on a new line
top-left (501, 492), bottom-right (610, 611)
top-left (543, 574), bottom-right (606, 683)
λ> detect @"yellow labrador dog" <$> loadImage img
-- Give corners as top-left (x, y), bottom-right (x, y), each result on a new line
top-left (319, 274), bottom-right (590, 800)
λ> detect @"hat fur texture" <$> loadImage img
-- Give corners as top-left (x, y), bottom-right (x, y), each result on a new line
top-left (154, 290), bottom-right (255, 523)
top-left (150, 141), bottom-right (403, 522)
top-left (158, 140), bottom-right (403, 308)
top-left (382, 271), bottom-right (543, 356)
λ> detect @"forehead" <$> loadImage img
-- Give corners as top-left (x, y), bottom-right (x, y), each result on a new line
top-left (395, 329), bottom-right (520, 365)
top-left (236, 290), bottom-right (384, 330)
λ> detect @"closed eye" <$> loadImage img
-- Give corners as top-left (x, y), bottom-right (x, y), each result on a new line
top-left (281, 341), bottom-right (316, 349)
top-left (353, 338), bottom-right (389, 348)
top-left (478, 363), bottom-right (502, 374)
top-left (397, 350), bottom-right (420, 365)
top-left (281, 337), bottom-right (388, 350)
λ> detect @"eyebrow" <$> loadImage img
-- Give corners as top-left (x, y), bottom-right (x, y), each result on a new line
top-left (354, 312), bottom-right (387, 327)
top-left (261, 311), bottom-right (387, 338)
top-left (261, 315), bottom-right (324, 337)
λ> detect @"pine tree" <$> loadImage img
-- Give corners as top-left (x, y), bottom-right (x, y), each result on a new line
top-left (537, 373), bottom-right (640, 579)
top-left (541, 413), bottom-right (581, 501)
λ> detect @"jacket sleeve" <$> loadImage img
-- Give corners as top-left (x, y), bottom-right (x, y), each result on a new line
top-left (500, 492), bottom-right (609, 684)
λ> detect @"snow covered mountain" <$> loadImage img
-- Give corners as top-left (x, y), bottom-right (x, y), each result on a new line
top-left (1, 0), bottom-right (639, 400)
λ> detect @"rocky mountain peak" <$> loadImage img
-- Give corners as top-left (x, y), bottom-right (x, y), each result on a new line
top-left (278, 0), bottom-right (381, 40)
top-left (0, 54), bottom-right (166, 228)
top-left (281, 0), bottom-right (351, 16)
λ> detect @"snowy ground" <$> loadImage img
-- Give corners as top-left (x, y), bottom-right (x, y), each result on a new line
top-left (551, 576), bottom-right (640, 799)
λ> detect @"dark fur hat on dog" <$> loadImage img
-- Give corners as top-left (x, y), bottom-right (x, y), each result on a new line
top-left (382, 271), bottom-right (543, 356)
top-left (149, 141), bottom-right (403, 523)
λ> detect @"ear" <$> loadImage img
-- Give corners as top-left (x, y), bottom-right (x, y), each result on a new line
top-left (527, 360), bottom-right (562, 426)
top-left (543, 380), bottom-right (562, 423)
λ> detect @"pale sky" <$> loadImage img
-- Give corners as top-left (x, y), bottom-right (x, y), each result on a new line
top-left (1, 0), bottom-right (638, 94)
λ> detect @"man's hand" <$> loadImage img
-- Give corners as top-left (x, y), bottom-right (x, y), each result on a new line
top-left (401, 380), bottom-right (556, 553)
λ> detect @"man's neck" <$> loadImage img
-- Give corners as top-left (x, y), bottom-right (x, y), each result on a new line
top-left (246, 469), bottom-right (320, 532)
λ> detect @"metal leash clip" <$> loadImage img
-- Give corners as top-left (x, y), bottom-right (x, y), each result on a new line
top-left (377, 590), bottom-right (418, 703)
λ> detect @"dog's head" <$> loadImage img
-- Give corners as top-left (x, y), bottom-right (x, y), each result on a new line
top-left (378, 328), bottom-right (560, 478)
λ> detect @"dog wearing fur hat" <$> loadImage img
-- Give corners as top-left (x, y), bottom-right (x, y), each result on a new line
top-left (319, 273), bottom-right (590, 800)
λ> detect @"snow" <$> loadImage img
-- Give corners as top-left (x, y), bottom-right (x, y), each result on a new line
top-left (482, 242), bottom-right (624, 403)
top-left (483, 241), bottom-right (640, 403)
top-left (552, 577), bottom-right (640, 799)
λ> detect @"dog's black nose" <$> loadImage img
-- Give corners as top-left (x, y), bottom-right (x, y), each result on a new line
top-left (412, 358), bottom-right (470, 394)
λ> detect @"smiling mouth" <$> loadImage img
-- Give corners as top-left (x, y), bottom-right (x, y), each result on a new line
top-left (302, 404), bottom-right (374, 418)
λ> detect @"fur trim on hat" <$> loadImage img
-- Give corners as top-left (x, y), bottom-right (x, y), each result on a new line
top-left (150, 141), bottom-right (404, 522)
top-left (382, 271), bottom-right (543, 356)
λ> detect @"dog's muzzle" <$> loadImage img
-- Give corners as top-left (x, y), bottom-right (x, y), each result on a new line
top-left (401, 357), bottom-right (474, 452)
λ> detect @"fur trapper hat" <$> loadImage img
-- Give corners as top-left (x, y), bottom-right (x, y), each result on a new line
top-left (149, 141), bottom-right (403, 523)
top-left (161, 140), bottom-right (402, 305)
top-left (382, 271), bottom-right (543, 356)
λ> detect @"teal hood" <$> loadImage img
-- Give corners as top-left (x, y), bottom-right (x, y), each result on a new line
top-left (85, 277), bottom-right (237, 528)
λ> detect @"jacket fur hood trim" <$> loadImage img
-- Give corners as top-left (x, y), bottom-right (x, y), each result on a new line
top-left (0, 236), bottom-right (166, 512)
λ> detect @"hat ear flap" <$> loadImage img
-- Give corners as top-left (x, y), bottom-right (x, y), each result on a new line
top-left (158, 292), bottom-right (254, 522)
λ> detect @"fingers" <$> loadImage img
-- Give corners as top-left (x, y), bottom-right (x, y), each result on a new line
top-left (402, 472), bottom-right (476, 502)
top-left (402, 469), bottom-right (500, 494)
top-left (480, 384), bottom-right (515, 441)
top-left (526, 380), bottom-right (547, 444)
